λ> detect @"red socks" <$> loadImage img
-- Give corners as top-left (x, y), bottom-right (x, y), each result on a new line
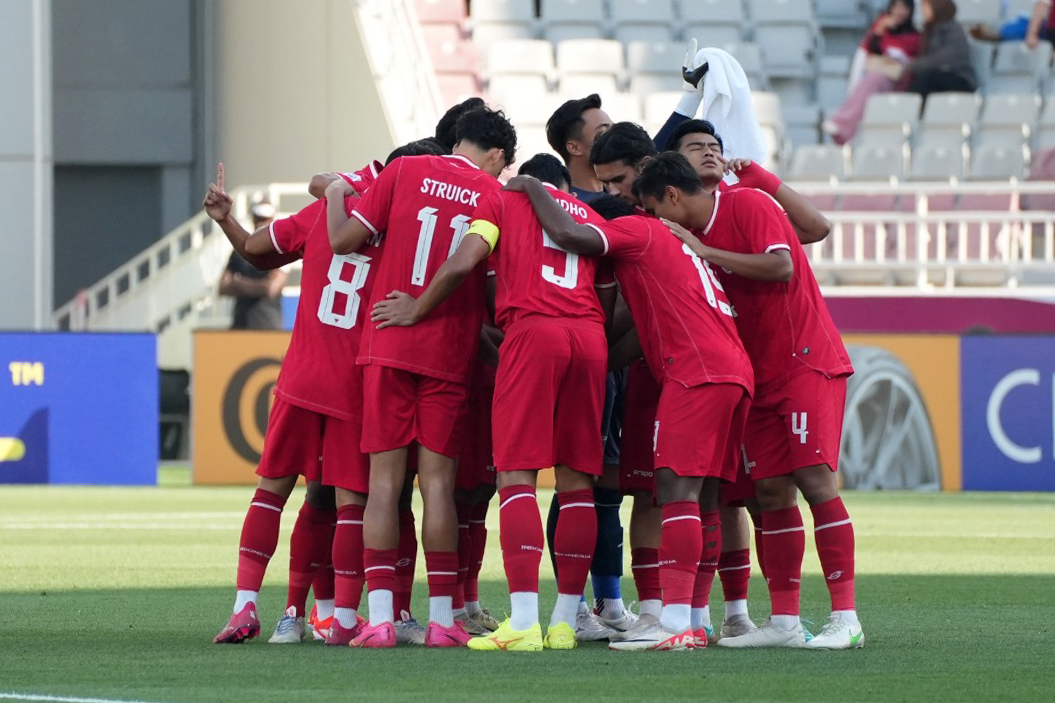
top-left (631, 547), bottom-right (662, 602)
top-left (394, 509), bottom-right (417, 616)
top-left (691, 510), bottom-right (722, 610)
top-left (236, 488), bottom-right (287, 592)
top-left (811, 497), bottom-right (856, 611)
top-left (286, 502), bottom-right (335, 615)
top-left (717, 548), bottom-right (751, 603)
top-left (498, 485), bottom-right (543, 593)
top-left (659, 501), bottom-right (702, 606)
top-left (312, 564), bottom-right (335, 602)
top-left (761, 506), bottom-right (805, 616)
top-left (425, 551), bottom-right (459, 599)
top-left (465, 501), bottom-right (489, 604)
top-left (363, 548), bottom-right (398, 594)
top-left (333, 504), bottom-right (366, 611)
top-left (454, 502), bottom-right (473, 610)
top-left (554, 489), bottom-right (597, 596)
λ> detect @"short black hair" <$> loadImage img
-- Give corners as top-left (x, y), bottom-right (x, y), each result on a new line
top-left (589, 122), bottom-right (657, 168)
top-left (589, 195), bottom-right (638, 221)
top-left (434, 97), bottom-right (486, 153)
top-left (385, 138), bottom-right (447, 166)
top-left (546, 94), bottom-right (603, 162)
top-left (633, 152), bottom-right (706, 202)
top-left (668, 119), bottom-right (724, 154)
top-left (455, 106), bottom-right (518, 166)
top-left (517, 153), bottom-right (571, 189)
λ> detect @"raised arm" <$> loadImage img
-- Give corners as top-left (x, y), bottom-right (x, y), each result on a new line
top-left (728, 159), bottom-right (830, 244)
top-left (203, 163), bottom-right (299, 270)
top-left (503, 177), bottom-right (606, 256)
top-left (371, 234), bottom-right (492, 329)
top-left (663, 218), bottom-right (793, 282)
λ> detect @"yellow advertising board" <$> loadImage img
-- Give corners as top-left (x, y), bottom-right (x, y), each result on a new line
top-left (192, 330), bottom-right (291, 485)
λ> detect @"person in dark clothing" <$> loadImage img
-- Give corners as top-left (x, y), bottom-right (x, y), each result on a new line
top-left (220, 201), bottom-right (287, 330)
top-left (907, 0), bottom-right (978, 98)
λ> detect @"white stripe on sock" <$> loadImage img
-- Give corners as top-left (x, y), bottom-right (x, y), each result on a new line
top-left (762, 526), bottom-right (806, 535)
top-left (250, 502), bottom-right (282, 512)
top-left (558, 502), bottom-right (593, 510)
top-left (717, 563), bottom-right (752, 572)
top-left (814, 518), bottom-right (852, 531)
top-left (500, 493), bottom-right (535, 509)
top-left (662, 515), bottom-right (702, 525)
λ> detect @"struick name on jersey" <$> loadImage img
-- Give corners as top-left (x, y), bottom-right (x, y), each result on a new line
top-left (421, 179), bottom-right (480, 207)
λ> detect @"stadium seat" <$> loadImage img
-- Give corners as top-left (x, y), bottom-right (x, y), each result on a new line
top-left (910, 141), bottom-right (968, 180)
top-left (969, 143), bottom-right (1029, 179)
top-left (788, 144), bottom-right (846, 180)
top-left (814, 0), bottom-right (869, 29)
top-left (415, 0), bottom-right (467, 25)
top-left (557, 73), bottom-right (620, 98)
top-left (610, 0), bottom-right (675, 44)
top-left (626, 40), bottom-right (683, 93)
top-left (849, 142), bottom-right (907, 180)
top-left (643, 91), bottom-right (682, 133)
top-left (487, 74), bottom-right (549, 104)
top-left (920, 92), bottom-right (982, 145)
top-left (968, 39), bottom-right (994, 93)
top-left (975, 92), bottom-right (1040, 147)
top-left (541, 0), bottom-right (607, 42)
top-left (437, 73), bottom-right (482, 106)
top-left (486, 39), bottom-right (555, 77)
top-left (720, 42), bottom-right (769, 90)
top-left (861, 92), bottom-right (923, 128)
top-left (515, 125), bottom-right (556, 161)
top-left (783, 103), bottom-right (822, 149)
top-left (682, 0), bottom-right (746, 46)
top-left (470, 0), bottom-right (534, 23)
top-left (955, 0), bottom-right (1003, 25)
top-left (769, 77), bottom-right (815, 107)
top-left (602, 92), bottom-right (644, 123)
top-left (628, 73), bottom-right (684, 96)
top-left (748, 0), bottom-right (820, 78)
top-left (423, 24), bottom-right (480, 74)
top-left (817, 55), bottom-right (851, 110)
top-left (993, 41), bottom-right (1054, 94)
top-left (494, 92), bottom-right (561, 128)
top-left (472, 21), bottom-right (536, 48)
top-left (556, 39), bottom-right (625, 75)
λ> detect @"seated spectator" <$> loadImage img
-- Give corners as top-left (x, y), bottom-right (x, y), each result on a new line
top-left (1026, 0), bottom-right (1055, 47)
top-left (968, 1), bottom-right (1049, 43)
top-left (906, 0), bottom-right (978, 99)
top-left (822, 0), bottom-right (920, 145)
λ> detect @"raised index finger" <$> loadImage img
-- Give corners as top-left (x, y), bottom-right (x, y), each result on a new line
top-left (217, 163), bottom-right (225, 191)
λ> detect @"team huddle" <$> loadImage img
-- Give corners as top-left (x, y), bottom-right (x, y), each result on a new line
top-left (202, 67), bottom-right (863, 652)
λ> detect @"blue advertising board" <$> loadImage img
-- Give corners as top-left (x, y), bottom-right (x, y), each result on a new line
top-left (0, 333), bottom-right (157, 485)
top-left (961, 336), bottom-right (1055, 492)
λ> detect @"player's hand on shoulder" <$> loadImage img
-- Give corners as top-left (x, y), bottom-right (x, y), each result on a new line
top-left (325, 177), bottom-right (356, 198)
top-left (502, 175), bottom-right (539, 193)
top-left (660, 217), bottom-right (694, 244)
top-left (372, 291), bottom-right (420, 329)
top-left (203, 162), bottom-right (233, 222)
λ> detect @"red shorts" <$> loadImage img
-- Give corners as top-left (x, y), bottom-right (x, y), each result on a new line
top-left (654, 381), bottom-right (749, 480)
top-left (720, 456), bottom-right (755, 507)
top-left (457, 363), bottom-right (497, 491)
top-left (744, 371), bottom-right (848, 481)
top-left (361, 365), bottom-right (469, 459)
top-left (619, 360), bottom-right (660, 494)
top-left (257, 398), bottom-right (367, 490)
top-left (492, 318), bottom-right (607, 475)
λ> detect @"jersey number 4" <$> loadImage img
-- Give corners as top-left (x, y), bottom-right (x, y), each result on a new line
top-left (317, 252), bottom-right (371, 329)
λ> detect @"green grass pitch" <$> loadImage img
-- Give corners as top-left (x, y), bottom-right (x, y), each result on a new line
top-left (1, 477), bottom-right (1054, 703)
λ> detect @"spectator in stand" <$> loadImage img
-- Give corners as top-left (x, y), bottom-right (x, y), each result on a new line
top-left (968, 1), bottom-right (1049, 43)
top-left (219, 200), bottom-right (288, 330)
top-left (823, 0), bottom-right (921, 145)
top-left (1026, 0), bottom-right (1055, 46)
top-left (905, 0), bottom-right (978, 99)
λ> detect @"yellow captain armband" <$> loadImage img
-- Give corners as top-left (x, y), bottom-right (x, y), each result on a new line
top-left (467, 219), bottom-right (500, 253)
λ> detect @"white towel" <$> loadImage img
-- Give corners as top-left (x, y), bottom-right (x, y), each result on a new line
top-left (693, 47), bottom-right (769, 166)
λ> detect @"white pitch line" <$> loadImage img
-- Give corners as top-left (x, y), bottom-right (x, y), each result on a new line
top-left (0, 693), bottom-right (175, 703)
top-left (0, 524), bottom-right (239, 531)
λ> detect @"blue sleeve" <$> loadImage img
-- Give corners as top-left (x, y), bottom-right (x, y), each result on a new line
top-left (653, 112), bottom-right (690, 152)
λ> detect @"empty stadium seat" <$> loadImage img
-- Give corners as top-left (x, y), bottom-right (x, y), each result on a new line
top-left (850, 143), bottom-right (907, 180)
top-left (910, 142), bottom-right (968, 180)
top-left (487, 74), bottom-right (549, 104)
top-left (556, 39), bottom-right (625, 75)
top-left (643, 91), bottom-right (682, 132)
top-left (415, 0), bottom-right (467, 25)
top-left (470, 0), bottom-right (536, 48)
top-left (955, 0), bottom-right (1003, 25)
top-left (558, 73), bottom-right (620, 97)
top-left (749, 0), bottom-right (820, 78)
top-left (541, 0), bottom-right (606, 42)
top-left (967, 39), bottom-right (994, 93)
top-left (602, 92), bottom-right (644, 123)
top-left (436, 73), bottom-right (481, 106)
top-left (919, 92), bottom-right (982, 145)
top-left (720, 42), bottom-right (769, 89)
top-left (992, 41), bottom-right (1053, 94)
top-left (626, 41), bottom-right (684, 94)
top-left (974, 92), bottom-right (1041, 147)
top-left (969, 143), bottom-right (1029, 179)
top-left (682, 0), bottom-right (746, 46)
top-left (610, 0), bottom-right (674, 44)
top-left (783, 103), bottom-right (822, 149)
top-left (628, 73), bottom-right (684, 95)
top-left (423, 24), bottom-right (480, 74)
top-left (814, 0), bottom-right (868, 28)
top-left (494, 92), bottom-right (561, 127)
top-left (817, 55), bottom-right (851, 110)
top-left (486, 39), bottom-right (554, 77)
top-left (472, 21), bottom-right (535, 48)
top-left (788, 144), bottom-right (846, 180)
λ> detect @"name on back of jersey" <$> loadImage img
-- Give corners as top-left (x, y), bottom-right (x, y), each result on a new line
top-left (420, 178), bottom-right (481, 207)
top-left (557, 197), bottom-right (588, 220)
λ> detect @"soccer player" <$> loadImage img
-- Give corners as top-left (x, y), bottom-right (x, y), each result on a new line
top-left (638, 148), bottom-right (861, 650)
top-left (502, 176), bottom-right (754, 651)
top-left (372, 153), bottom-right (615, 651)
top-left (203, 163), bottom-right (368, 645)
top-left (328, 106), bottom-right (516, 648)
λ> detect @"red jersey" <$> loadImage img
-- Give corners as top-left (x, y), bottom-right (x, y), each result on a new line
top-left (467, 184), bottom-right (610, 331)
top-left (338, 159), bottom-right (382, 193)
top-left (268, 196), bottom-right (383, 421)
top-left (587, 215), bottom-right (753, 394)
top-left (698, 188), bottom-right (853, 393)
top-left (351, 154), bottom-right (501, 384)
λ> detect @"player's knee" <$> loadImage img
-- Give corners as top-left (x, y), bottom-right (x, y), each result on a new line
top-left (305, 481), bottom-right (336, 509)
top-left (796, 464), bottom-right (838, 505)
top-left (257, 475), bottom-right (298, 498)
top-left (554, 465), bottom-right (593, 493)
top-left (335, 487), bottom-right (366, 508)
top-left (754, 478), bottom-right (796, 512)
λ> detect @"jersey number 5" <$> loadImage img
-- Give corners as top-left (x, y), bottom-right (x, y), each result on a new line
top-left (542, 229), bottom-right (579, 289)
top-left (413, 207), bottom-right (472, 286)
top-left (317, 252), bottom-right (371, 329)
